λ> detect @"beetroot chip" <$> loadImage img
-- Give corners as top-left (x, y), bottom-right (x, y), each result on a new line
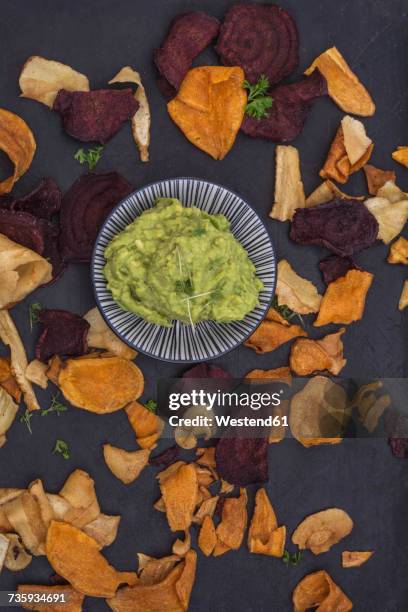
top-left (319, 255), bottom-right (360, 284)
top-left (0, 209), bottom-right (45, 253)
top-left (216, 3), bottom-right (299, 85)
top-left (216, 437), bottom-right (268, 486)
top-left (35, 309), bottom-right (90, 363)
top-left (386, 412), bottom-right (408, 458)
top-left (154, 12), bottom-right (220, 90)
top-left (59, 172), bottom-right (133, 263)
top-left (290, 198), bottom-right (379, 256)
top-left (149, 445), bottom-right (180, 467)
top-left (183, 363), bottom-right (232, 379)
top-left (53, 89), bottom-right (138, 144)
top-left (10, 178), bottom-right (61, 220)
top-left (241, 71), bottom-right (327, 142)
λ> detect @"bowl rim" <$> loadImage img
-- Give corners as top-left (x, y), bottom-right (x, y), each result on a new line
top-left (91, 176), bottom-right (276, 363)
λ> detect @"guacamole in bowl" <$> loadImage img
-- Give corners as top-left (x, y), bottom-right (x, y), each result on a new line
top-left (103, 198), bottom-right (263, 327)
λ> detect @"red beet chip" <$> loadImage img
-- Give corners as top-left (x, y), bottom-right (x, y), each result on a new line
top-left (183, 363), bottom-right (232, 379)
top-left (53, 89), bottom-right (139, 144)
top-left (241, 71), bottom-right (327, 142)
top-left (35, 309), bottom-right (90, 363)
top-left (216, 3), bottom-right (299, 85)
top-left (0, 209), bottom-right (45, 253)
top-left (386, 412), bottom-right (408, 458)
top-left (149, 445), bottom-right (180, 467)
top-left (10, 178), bottom-right (61, 220)
top-left (319, 255), bottom-right (361, 285)
top-left (59, 172), bottom-right (133, 263)
top-left (216, 437), bottom-right (268, 486)
top-left (290, 198), bottom-right (379, 257)
top-left (154, 12), bottom-right (220, 90)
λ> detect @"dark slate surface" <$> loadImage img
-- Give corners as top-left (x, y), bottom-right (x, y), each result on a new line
top-left (0, 0), bottom-right (408, 610)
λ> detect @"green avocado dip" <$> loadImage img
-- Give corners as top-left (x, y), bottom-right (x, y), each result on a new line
top-left (103, 198), bottom-right (263, 327)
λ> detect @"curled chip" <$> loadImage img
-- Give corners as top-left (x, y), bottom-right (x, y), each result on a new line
top-left (292, 508), bottom-right (353, 554)
top-left (0, 109), bottom-right (36, 195)
top-left (392, 146), bottom-right (408, 168)
top-left (35, 309), bottom-right (89, 363)
top-left (306, 180), bottom-right (364, 208)
top-left (17, 585), bottom-right (84, 612)
top-left (319, 255), bottom-right (359, 285)
top-left (248, 488), bottom-right (286, 557)
top-left (159, 463), bottom-right (198, 532)
top-left (365, 194), bottom-right (408, 245)
top-left (4, 177), bottom-right (62, 220)
top-left (290, 329), bottom-right (346, 376)
top-left (216, 438), bottom-right (268, 486)
top-left (305, 46), bottom-right (375, 116)
top-left (214, 488), bottom-right (247, 556)
top-left (0, 356), bottom-right (21, 402)
top-left (342, 550), bottom-right (373, 568)
top-left (2, 491), bottom-right (47, 555)
top-left (126, 401), bottom-right (164, 449)
top-left (364, 164), bottom-right (396, 196)
top-left (399, 280), bottom-right (408, 311)
top-left (46, 521), bottom-right (137, 598)
top-left (155, 12), bottom-right (220, 90)
top-left (53, 89), bottom-right (138, 144)
top-left (289, 376), bottom-right (350, 447)
top-left (276, 259), bottom-right (321, 314)
top-left (198, 515), bottom-right (217, 556)
top-left (0, 387), bottom-right (18, 449)
top-left (290, 199), bottom-right (379, 256)
top-left (388, 237), bottom-right (408, 265)
top-left (270, 145), bottom-right (305, 222)
top-left (167, 66), bottom-right (246, 160)
top-left (244, 307), bottom-right (306, 354)
top-left (242, 71), bottom-right (327, 142)
top-left (293, 570), bottom-right (353, 611)
top-left (103, 444), bottom-right (150, 484)
top-left (108, 549), bottom-right (197, 612)
top-left (342, 115), bottom-right (373, 166)
top-left (350, 381), bottom-right (390, 433)
top-left (320, 122), bottom-right (373, 184)
top-left (60, 172), bottom-right (133, 262)
top-left (216, 3), bottom-right (298, 85)
top-left (314, 269), bottom-right (373, 326)
top-left (83, 308), bottom-right (136, 360)
top-left (109, 66), bottom-right (151, 162)
top-left (19, 55), bottom-right (89, 108)
top-left (58, 356), bottom-right (144, 414)
top-left (4, 534), bottom-right (32, 571)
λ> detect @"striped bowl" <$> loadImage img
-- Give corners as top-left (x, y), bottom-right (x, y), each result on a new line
top-left (92, 178), bottom-right (276, 363)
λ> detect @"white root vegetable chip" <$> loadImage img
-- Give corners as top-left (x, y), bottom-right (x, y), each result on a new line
top-left (276, 259), bottom-right (322, 314)
top-left (0, 387), bottom-right (18, 449)
top-left (109, 66), bottom-right (151, 162)
top-left (270, 145), bottom-right (305, 222)
top-left (19, 56), bottom-right (89, 108)
top-left (341, 115), bottom-right (372, 166)
top-left (103, 444), bottom-right (150, 484)
top-left (83, 307), bottom-right (137, 360)
top-left (25, 359), bottom-right (48, 390)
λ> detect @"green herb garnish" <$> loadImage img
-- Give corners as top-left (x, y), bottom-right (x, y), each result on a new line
top-left (244, 75), bottom-right (273, 119)
top-left (53, 439), bottom-right (70, 460)
top-left (145, 399), bottom-right (157, 413)
top-left (29, 302), bottom-right (42, 330)
top-left (272, 296), bottom-right (304, 326)
top-left (20, 409), bottom-right (34, 434)
top-left (282, 549), bottom-right (303, 566)
top-left (41, 394), bottom-right (68, 417)
top-left (74, 146), bottom-right (104, 171)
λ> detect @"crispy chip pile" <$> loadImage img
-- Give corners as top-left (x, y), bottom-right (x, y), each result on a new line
top-left (292, 508), bottom-right (353, 554)
top-left (276, 259), bottom-right (321, 314)
top-left (270, 145), bottom-right (305, 221)
top-left (305, 46), bottom-right (375, 116)
top-left (244, 307), bottom-right (306, 354)
top-left (0, 109), bottom-right (36, 194)
top-left (126, 401), bottom-right (164, 449)
top-left (320, 119), bottom-right (373, 184)
top-left (167, 66), bottom-right (246, 160)
top-left (293, 570), bottom-right (353, 611)
top-left (314, 270), bottom-right (373, 326)
top-left (248, 488), bottom-right (286, 557)
top-left (290, 329), bottom-right (347, 376)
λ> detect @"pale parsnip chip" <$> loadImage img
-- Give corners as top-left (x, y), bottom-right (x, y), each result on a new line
top-left (341, 115), bottom-right (372, 166)
top-left (365, 196), bottom-right (408, 244)
top-left (0, 387), bottom-right (18, 448)
top-left (84, 307), bottom-right (137, 359)
top-left (2, 492), bottom-right (47, 556)
top-left (59, 469), bottom-right (100, 529)
top-left (392, 146), bottom-right (408, 168)
top-left (83, 514), bottom-right (121, 549)
top-left (306, 180), bottom-right (364, 207)
top-left (27, 479), bottom-right (53, 529)
top-left (276, 260), bottom-right (321, 314)
top-left (292, 508), bottom-right (353, 554)
top-left (399, 280), bottom-right (408, 310)
top-left (305, 46), bottom-right (375, 116)
top-left (342, 550), bottom-right (373, 568)
top-left (103, 444), bottom-right (150, 484)
top-left (0, 533), bottom-right (9, 573)
top-left (25, 359), bottom-right (48, 389)
top-left (19, 56), bottom-right (89, 107)
top-left (270, 145), bottom-right (305, 221)
top-left (293, 569), bottom-right (353, 611)
top-left (109, 67), bottom-right (151, 162)
top-left (320, 124), bottom-right (373, 184)
top-left (0, 310), bottom-right (40, 411)
top-left (4, 533), bottom-right (32, 571)
top-left (377, 180), bottom-right (408, 203)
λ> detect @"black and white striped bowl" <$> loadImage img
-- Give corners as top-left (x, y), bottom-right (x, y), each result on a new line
top-left (92, 178), bottom-right (276, 363)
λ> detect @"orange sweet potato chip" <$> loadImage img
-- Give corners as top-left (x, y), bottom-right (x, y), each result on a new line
top-left (245, 366), bottom-right (292, 384)
top-left (193, 495), bottom-right (219, 525)
top-left (195, 447), bottom-right (216, 468)
top-left (290, 329), bottom-right (347, 376)
top-left (58, 356), bottom-right (144, 414)
top-left (198, 515), bottom-right (217, 556)
top-left (17, 584), bottom-right (84, 612)
top-left (392, 146), bottom-right (408, 168)
top-left (126, 401), bottom-right (164, 449)
top-left (388, 236), bottom-right (408, 265)
top-left (0, 109), bottom-right (36, 194)
top-left (320, 124), bottom-right (373, 184)
top-left (167, 66), bottom-right (246, 160)
top-left (244, 308), bottom-right (306, 354)
top-left (160, 463), bottom-right (198, 532)
top-left (248, 488), bottom-right (286, 557)
top-left (364, 164), bottom-right (396, 196)
top-left (214, 488), bottom-right (247, 555)
top-left (305, 46), bottom-right (375, 116)
top-left (342, 550), bottom-right (373, 568)
top-left (46, 521), bottom-right (137, 598)
top-left (0, 356), bottom-right (21, 403)
top-left (293, 570), bottom-right (353, 611)
top-left (314, 270), bottom-right (373, 326)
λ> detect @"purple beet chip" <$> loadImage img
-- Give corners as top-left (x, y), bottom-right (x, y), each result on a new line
top-left (10, 178), bottom-right (61, 220)
top-left (216, 437), bottom-right (268, 486)
top-left (149, 445), bottom-right (180, 467)
top-left (35, 309), bottom-right (90, 363)
top-left (319, 255), bottom-right (360, 284)
top-left (241, 71), bottom-right (327, 142)
top-left (386, 411), bottom-right (408, 458)
top-left (59, 172), bottom-right (133, 263)
top-left (53, 89), bottom-right (139, 144)
top-left (290, 198), bottom-right (379, 256)
top-left (0, 209), bottom-right (45, 253)
top-left (183, 363), bottom-right (232, 379)
top-left (154, 12), bottom-right (220, 91)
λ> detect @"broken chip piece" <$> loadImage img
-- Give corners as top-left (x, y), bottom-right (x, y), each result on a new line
top-left (270, 145), bottom-right (305, 221)
top-left (248, 488), bottom-right (286, 557)
top-left (244, 307), bottom-right (306, 354)
top-left (0, 356), bottom-right (21, 402)
top-left (198, 515), bottom-right (217, 556)
top-left (126, 401), bottom-right (164, 449)
top-left (0, 387), bottom-right (18, 449)
top-left (364, 164), bottom-right (396, 196)
top-left (305, 46), bottom-right (375, 116)
top-left (159, 463), bottom-right (198, 532)
top-left (392, 146), bottom-right (408, 168)
top-left (293, 569), bottom-right (353, 611)
top-left (320, 120), bottom-right (373, 184)
top-left (214, 488), bottom-right (247, 556)
top-left (365, 192), bottom-right (408, 244)
top-left (83, 307), bottom-right (137, 360)
top-left (342, 550), bottom-right (373, 568)
top-left (388, 237), bottom-right (408, 265)
top-left (276, 259), bottom-right (321, 314)
top-left (292, 507), bottom-right (353, 555)
top-left (314, 269), bottom-right (373, 326)
top-left (290, 329), bottom-right (347, 376)
top-left (0, 109), bottom-right (36, 195)
top-left (103, 445), bottom-right (150, 485)
top-left (306, 180), bottom-right (364, 208)
top-left (399, 280), bottom-right (408, 310)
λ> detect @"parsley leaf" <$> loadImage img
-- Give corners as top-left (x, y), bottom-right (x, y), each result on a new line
top-left (41, 394), bottom-right (68, 417)
top-left (74, 146), bottom-right (104, 171)
top-left (53, 439), bottom-right (70, 460)
top-left (145, 399), bottom-right (157, 413)
top-left (29, 302), bottom-right (42, 331)
top-left (20, 408), bottom-right (34, 434)
top-left (282, 549), bottom-right (303, 566)
top-left (244, 75), bottom-right (273, 119)
top-left (272, 296), bottom-right (304, 326)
